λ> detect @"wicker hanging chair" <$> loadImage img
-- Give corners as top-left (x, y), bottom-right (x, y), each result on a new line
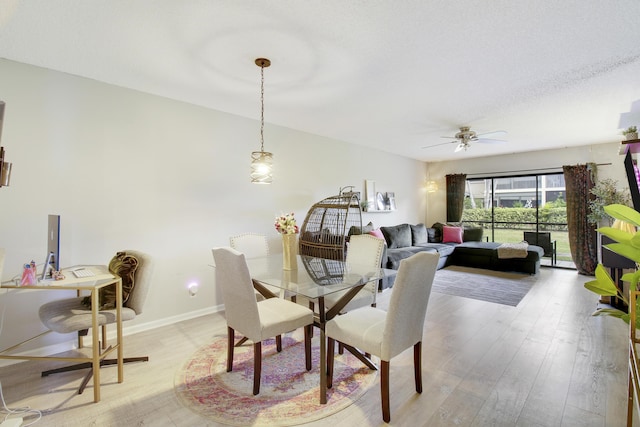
top-left (298, 189), bottom-right (362, 261)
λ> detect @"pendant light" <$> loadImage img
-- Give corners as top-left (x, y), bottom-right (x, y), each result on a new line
top-left (250, 58), bottom-right (273, 184)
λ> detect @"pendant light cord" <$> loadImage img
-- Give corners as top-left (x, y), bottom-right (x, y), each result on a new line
top-left (259, 63), bottom-right (265, 153)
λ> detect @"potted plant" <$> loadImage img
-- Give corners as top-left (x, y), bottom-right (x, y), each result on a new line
top-left (587, 178), bottom-right (631, 226)
top-left (585, 204), bottom-right (640, 326)
top-left (623, 126), bottom-right (638, 141)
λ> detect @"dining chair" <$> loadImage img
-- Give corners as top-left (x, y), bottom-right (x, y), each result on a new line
top-left (212, 247), bottom-right (314, 395)
top-left (325, 251), bottom-right (439, 422)
top-left (38, 250), bottom-right (154, 394)
top-left (229, 233), bottom-right (269, 259)
top-left (324, 234), bottom-right (386, 313)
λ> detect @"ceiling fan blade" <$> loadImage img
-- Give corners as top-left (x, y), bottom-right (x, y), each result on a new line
top-left (422, 140), bottom-right (456, 149)
top-left (476, 130), bottom-right (507, 138)
top-left (476, 138), bottom-right (507, 144)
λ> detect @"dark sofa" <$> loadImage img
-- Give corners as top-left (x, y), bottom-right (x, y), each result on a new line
top-left (376, 223), bottom-right (543, 283)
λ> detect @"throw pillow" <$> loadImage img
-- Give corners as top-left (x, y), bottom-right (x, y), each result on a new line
top-left (410, 223), bottom-right (428, 245)
top-left (369, 228), bottom-right (385, 240)
top-left (463, 227), bottom-right (484, 242)
top-left (82, 252), bottom-right (139, 310)
top-left (426, 228), bottom-right (437, 242)
top-left (431, 222), bottom-right (445, 243)
top-left (380, 224), bottom-right (412, 248)
top-left (442, 226), bottom-right (463, 244)
top-left (348, 221), bottom-right (375, 236)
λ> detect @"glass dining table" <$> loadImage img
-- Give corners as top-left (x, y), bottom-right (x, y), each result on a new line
top-left (246, 254), bottom-right (394, 404)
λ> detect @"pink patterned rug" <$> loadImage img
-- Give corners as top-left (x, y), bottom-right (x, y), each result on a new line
top-left (174, 333), bottom-right (377, 426)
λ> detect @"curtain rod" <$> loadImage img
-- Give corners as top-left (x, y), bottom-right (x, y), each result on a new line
top-left (466, 162), bottom-right (612, 177)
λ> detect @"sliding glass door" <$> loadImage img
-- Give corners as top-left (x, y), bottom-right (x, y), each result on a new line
top-left (462, 173), bottom-right (573, 268)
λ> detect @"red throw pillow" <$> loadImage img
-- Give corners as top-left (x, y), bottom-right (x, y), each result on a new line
top-left (369, 228), bottom-right (385, 240)
top-left (442, 226), bottom-right (463, 244)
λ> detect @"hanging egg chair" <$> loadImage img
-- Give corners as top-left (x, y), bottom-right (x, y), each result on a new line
top-left (298, 188), bottom-right (362, 261)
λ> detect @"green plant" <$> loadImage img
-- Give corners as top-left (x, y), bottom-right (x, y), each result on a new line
top-left (587, 178), bottom-right (631, 226)
top-left (623, 126), bottom-right (638, 135)
top-left (584, 204), bottom-right (640, 326)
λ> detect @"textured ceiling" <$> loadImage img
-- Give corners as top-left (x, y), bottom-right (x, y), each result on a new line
top-left (1, 1), bottom-right (640, 162)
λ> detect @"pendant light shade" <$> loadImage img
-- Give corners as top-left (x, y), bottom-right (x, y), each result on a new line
top-left (250, 150), bottom-right (273, 184)
top-left (251, 58), bottom-right (273, 184)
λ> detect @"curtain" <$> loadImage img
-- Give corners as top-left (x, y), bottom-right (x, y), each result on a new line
top-left (446, 173), bottom-right (467, 223)
top-left (562, 164), bottom-right (597, 275)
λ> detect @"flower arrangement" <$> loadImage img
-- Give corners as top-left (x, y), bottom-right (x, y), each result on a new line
top-left (275, 213), bottom-right (299, 235)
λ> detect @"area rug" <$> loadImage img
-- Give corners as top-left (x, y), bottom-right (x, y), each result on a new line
top-left (174, 333), bottom-right (377, 426)
top-left (432, 265), bottom-right (537, 306)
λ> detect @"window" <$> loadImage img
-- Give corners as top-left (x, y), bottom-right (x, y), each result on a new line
top-left (462, 172), bottom-right (572, 268)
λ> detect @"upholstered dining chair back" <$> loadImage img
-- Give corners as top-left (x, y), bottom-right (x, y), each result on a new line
top-left (346, 234), bottom-right (385, 268)
top-left (212, 247), bottom-right (262, 342)
top-left (330, 234), bottom-right (386, 311)
top-left (381, 251), bottom-right (438, 361)
top-left (229, 233), bottom-right (269, 260)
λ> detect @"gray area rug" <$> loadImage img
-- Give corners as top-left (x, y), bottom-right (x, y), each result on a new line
top-left (431, 265), bottom-right (537, 306)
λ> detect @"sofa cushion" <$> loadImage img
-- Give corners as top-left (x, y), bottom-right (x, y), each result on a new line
top-left (463, 227), bottom-right (484, 242)
top-left (385, 246), bottom-right (436, 269)
top-left (381, 224), bottom-right (412, 249)
top-left (410, 223), bottom-right (429, 245)
top-left (369, 228), bottom-right (384, 240)
top-left (415, 242), bottom-right (457, 257)
top-left (426, 228), bottom-right (436, 242)
top-left (443, 226), bottom-right (463, 243)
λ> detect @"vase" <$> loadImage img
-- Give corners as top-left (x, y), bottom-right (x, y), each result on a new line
top-left (282, 233), bottom-right (298, 270)
top-left (626, 132), bottom-right (638, 141)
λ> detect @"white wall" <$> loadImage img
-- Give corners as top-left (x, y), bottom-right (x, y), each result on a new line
top-left (425, 142), bottom-right (628, 226)
top-left (0, 59), bottom-right (427, 354)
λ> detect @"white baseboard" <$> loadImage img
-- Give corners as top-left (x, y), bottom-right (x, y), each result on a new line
top-left (0, 304), bottom-right (223, 367)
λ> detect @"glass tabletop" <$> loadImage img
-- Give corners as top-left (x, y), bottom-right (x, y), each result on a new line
top-left (246, 255), bottom-right (387, 300)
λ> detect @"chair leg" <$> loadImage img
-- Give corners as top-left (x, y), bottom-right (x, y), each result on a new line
top-left (308, 301), bottom-right (315, 338)
top-left (101, 325), bottom-right (107, 350)
top-left (276, 335), bottom-right (282, 352)
top-left (253, 342), bottom-right (262, 395)
top-left (235, 336), bottom-right (249, 347)
top-left (414, 342), bottom-right (422, 393)
top-left (381, 360), bottom-right (390, 423)
top-left (304, 325), bottom-right (312, 371)
top-left (327, 338), bottom-right (335, 389)
top-left (42, 356), bottom-right (149, 377)
top-left (227, 326), bottom-right (234, 372)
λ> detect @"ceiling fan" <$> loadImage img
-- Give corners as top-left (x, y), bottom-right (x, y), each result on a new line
top-left (423, 126), bottom-right (507, 152)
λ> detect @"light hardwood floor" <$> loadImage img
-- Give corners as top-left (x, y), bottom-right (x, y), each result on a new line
top-left (0, 267), bottom-right (630, 426)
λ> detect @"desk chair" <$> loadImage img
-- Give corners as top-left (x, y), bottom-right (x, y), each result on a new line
top-left (326, 251), bottom-right (439, 423)
top-left (38, 250), bottom-right (153, 394)
top-left (212, 247), bottom-right (314, 395)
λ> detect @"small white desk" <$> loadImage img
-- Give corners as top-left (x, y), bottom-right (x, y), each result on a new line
top-left (0, 265), bottom-right (123, 403)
